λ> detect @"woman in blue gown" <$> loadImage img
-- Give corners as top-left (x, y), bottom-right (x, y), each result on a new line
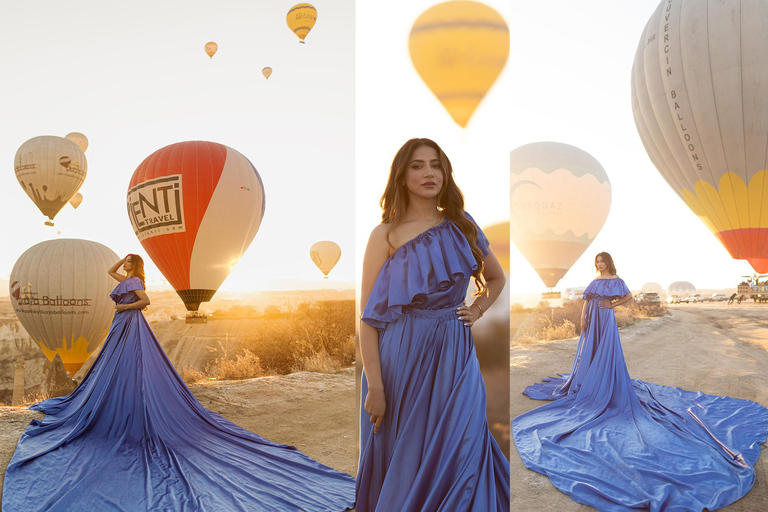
top-left (513, 252), bottom-right (768, 512)
top-left (3, 254), bottom-right (355, 512)
top-left (357, 138), bottom-right (510, 511)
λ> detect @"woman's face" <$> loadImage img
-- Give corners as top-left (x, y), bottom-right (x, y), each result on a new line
top-left (596, 255), bottom-right (608, 273)
top-left (123, 256), bottom-right (133, 273)
top-left (403, 145), bottom-right (444, 201)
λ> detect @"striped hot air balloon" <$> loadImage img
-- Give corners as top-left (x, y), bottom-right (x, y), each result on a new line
top-left (510, 142), bottom-right (612, 289)
top-left (632, 0), bottom-right (768, 273)
top-left (286, 4), bottom-right (317, 43)
top-left (409, 1), bottom-right (509, 128)
top-left (10, 239), bottom-right (118, 375)
top-left (127, 141), bottom-right (266, 311)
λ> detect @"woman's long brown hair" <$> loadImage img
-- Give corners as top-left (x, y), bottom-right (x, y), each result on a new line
top-left (127, 254), bottom-right (146, 286)
top-left (595, 252), bottom-right (617, 276)
top-left (380, 138), bottom-right (487, 296)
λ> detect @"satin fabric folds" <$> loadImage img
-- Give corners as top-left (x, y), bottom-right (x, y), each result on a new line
top-left (513, 277), bottom-right (768, 512)
top-left (2, 276), bottom-right (355, 512)
top-left (358, 213), bottom-right (510, 512)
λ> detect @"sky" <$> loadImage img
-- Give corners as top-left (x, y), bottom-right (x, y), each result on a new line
top-left (505, 0), bottom-right (760, 295)
top-left (1, 0), bottom-right (355, 293)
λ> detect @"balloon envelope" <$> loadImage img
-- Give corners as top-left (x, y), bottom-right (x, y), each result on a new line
top-left (482, 221), bottom-right (509, 274)
top-left (668, 281), bottom-right (695, 297)
top-left (127, 141), bottom-right (266, 311)
top-left (69, 192), bottom-right (83, 209)
top-left (286, 4), bottom-right (317, 43)
top-left (10, 239), bottom-right (118, 375)
top-left (641, 282), bottom-right (663, 295)
top-left (310, 241), bottom-right (341, 277)
top-left (632, 0), bottom-right (768, 274)
top-left (65, 132), bottom-right (89, 153)
top-left (204, 41), bottom-right (218, 58)
top-left (409, 1), bottom-right (509, 128)
top-left (262, 67), bottom-right (273, 80)
top-left (510, 142), bottom-right (612, 288)
top-left (15, 135), bottom-right (87, 225)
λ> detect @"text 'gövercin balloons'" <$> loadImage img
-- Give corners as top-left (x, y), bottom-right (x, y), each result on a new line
top-left (127, 141), bottom-right (266, 311)
top-left (510, 142), bottom-right (612, 289)
top-left (310, 241), bottom-right (341, 278)
top-left (409, 1), bottom-right (509, 128)
top-left (14, 135), bottom-right (87, 226)
top-left (632, 0), bottom-right (768, 273)
top-left (10, 239), bottom-right (118, 375)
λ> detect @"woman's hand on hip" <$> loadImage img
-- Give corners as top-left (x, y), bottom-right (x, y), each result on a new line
top-left (364, 386), bottom-right (386, 434)
top-left (456, 304), bottom-right (481, 327)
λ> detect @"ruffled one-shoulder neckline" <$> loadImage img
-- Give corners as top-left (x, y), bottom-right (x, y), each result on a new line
top-left (387, 219), bottom-right (449, 262)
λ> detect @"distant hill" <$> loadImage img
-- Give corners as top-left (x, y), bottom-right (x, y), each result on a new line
top-left (0, 279), bottom-right (8, 297)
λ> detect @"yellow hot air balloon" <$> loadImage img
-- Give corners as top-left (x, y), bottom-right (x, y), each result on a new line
top-left (310, 241), bottom-right (341, 278)
top-left (409, 1), bottom-right (509, 128)
top-left (510, 142), bottom-right (612, 289)
top-left (204, 41), bottom-right (218, 58)
top-left (482, 222), bottom-right (509, 274)
top-left (262, 67), bottom-right (273, 80)
top-left (10, 239), bottom-right (118, 375)
top-left (286, 3), bottom-right (317, 43)
top-left (15, 135), bottom-right (87, 226)
top-left (65, 132), bottom-right (89, 153)
top-left (69, 192), bottom-right (83, 209)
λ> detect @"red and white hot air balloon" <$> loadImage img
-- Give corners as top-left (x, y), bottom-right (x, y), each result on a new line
top-left (126, 141), bottom-right (266, 311)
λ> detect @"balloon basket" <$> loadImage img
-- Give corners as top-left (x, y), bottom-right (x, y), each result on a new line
top-left (185, 311), bottom-right (208, 324)
top-left (45, 221), bottom-right (54, 227)
top-left (541, 291), bottom-right (561, 300)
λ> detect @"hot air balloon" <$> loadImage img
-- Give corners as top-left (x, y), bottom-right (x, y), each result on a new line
top-left (69, 192), bottom-right (83, 209)
top-left (127, 141), bottom-right (266, 311)
top-left (641, 282), bottom-right (663, 295)
top-left (286, 3), bottom-right (317, 43)
top-left (482, 221), bottom-right (509, 274)
top-left (15, 135), bottom-right (87, 226)
top-left (204, 41), bottom-right (218, 58)
top-left (310, 241), bottom-right (341, 278)
top-left (668, 281), bottom-right (695, 298)
top-left (10, 239), bottom-right (118, 375)
top-left (262, 67), bottom-right (273, 80)
top-left (409, 1), bottom-right (509, 128)
top-left (510, 142), bottom-right (612, 289)
top-left (632, 0), bottom-right (768, 274)
top-left (65, 132), bottom-right (89, 153)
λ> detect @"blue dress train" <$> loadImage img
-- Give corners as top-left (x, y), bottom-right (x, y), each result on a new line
top-left (513, 277), bottom-right (768, 512)
top-left (357, 213), bottom-right (510, 512)
top-left (2, 276), bottom-right (355, 512)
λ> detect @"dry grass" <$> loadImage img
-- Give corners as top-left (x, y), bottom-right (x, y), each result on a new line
top-left (292, 348), bottom-right (344, 373)
top-left (0, 390), bottom-right (51, 407)
top-left (514, 299), bottom-right (668, 344)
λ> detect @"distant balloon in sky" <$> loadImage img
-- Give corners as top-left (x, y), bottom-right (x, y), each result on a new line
top-left (409, 1), bottom-right (509, 128)
top-left (632, 0), bottom-right (768, 274)
top-left (204, 41), bottom-right (218, 58)
top-left (262, 67), bottom-right (273, 80)
top-left (668, 281), bottom-right (695, 297)
top-left (510, 142), bottom-right (612, 289)
top-left (10, 239), bottom-right (118, 375)
top-left (310, 241), bottom-right (341, 278)
top-left (641, 282), bottom-right (663, 295)
top-left (65, 132), bottom-right (89, 153)
top-left (286, 3), bottom-right (317, 44)
top-left (15, 135), bottom-right (87, 226)
top-left (482, 222), bottom-right (509, 274)
top-left (69, 192), bottom-right (83, 209)
top-left (127, 141), bottom-right (266, 311)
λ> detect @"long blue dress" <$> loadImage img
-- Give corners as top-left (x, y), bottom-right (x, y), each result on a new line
top-left (513, 277), bottom-right (768, 512)
top-left (357, 213), bottom-right (510, 512)
top-left (3, 276), bottom-right (355, 512)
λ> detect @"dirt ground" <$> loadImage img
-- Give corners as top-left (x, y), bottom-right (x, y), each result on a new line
top-left (511, 303), bottom-right (768, 512)
top-left (0, 368), bottom-right (356, 510)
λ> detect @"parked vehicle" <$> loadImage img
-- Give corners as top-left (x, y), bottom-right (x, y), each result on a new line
top-left (686, 294), bottom-right (702, 303)
top-left (638, 292), bottom-right (661, 304)
top-left (667, 295), bottom-right (682, 304)
top-left (710, 293), bottom-right (727, 302)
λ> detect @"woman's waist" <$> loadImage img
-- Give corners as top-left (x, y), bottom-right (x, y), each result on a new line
top-left (404, 302), bottom-right (463, 319)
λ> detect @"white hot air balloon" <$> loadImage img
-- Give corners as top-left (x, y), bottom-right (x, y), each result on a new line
top-left (9, 239), bottom-right (118, 375)
top-left (65, 132), bottom-right (89, 153)
top-left (14, 136), bottom-right (87, 226)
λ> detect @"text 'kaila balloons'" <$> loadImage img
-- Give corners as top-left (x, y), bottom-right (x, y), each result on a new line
top-left (204, 41), bottom-right (218, 58)
top-left (10, 239), bottom-right (118, 375)
top-left (510, 142), bottom-right (612, 289)
top-left (287, 3), bottom-right (317, 44)
top-left (409, 1), bottom-right (509, 128)
top-left (69, 192), bottom-right (83, 209)
top-left (632, 0), bottom-right (768, 273)
top-left (127, 141), bottom-right (266, 311)
top-left (482, 221), bottom-right (509, 274)
top-left (310, 241), bottom-right (341, 278)
top-left (65, 132), bottom-right (89, 153)
top-left (15, 136), bottom-right (87, 226)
